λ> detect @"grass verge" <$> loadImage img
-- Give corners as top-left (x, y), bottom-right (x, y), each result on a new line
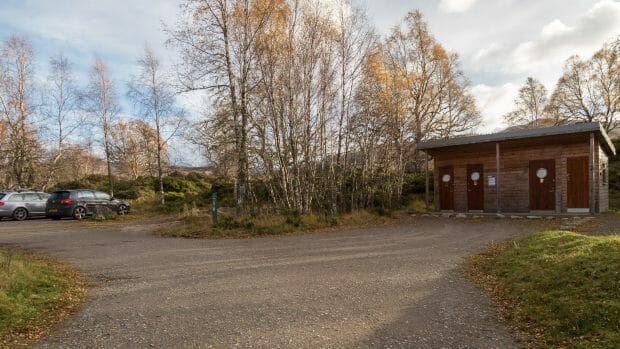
top-left (0, 248), bottom-right (85, 346)
top-left (466, 231), bottom-right (620, 348)
top-left (155, 209), bottom-right (411, 239)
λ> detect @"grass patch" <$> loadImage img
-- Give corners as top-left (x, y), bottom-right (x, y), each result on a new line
top-left (155, 209), bottom-right (407, 239)
top-left (466, 231), bottom-right (620, 348)
top-left (0, 248), bottom-right (85, 346)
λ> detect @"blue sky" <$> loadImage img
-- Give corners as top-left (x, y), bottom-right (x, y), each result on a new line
top-left (1, 0), bottom-right (619, 164)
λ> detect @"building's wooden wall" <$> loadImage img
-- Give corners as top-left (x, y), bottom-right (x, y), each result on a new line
top-left (432, 139), bottom-right (610, 213)
top-left (599, 145), bottom-right (609, 212)
top-left (433, 149), bottom-right (496, 212)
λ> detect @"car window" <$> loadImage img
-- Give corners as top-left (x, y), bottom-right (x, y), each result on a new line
top-left (77, 191), bottom-right (95, 199)
top-left (24, 193), bottom-right (40, 201)
top-left (0, 193), bottom-right (5, 200)
top-left (94, 191), bottom-right (111, 200)
top-left (38, 193), bottom-right (50, 200)
top-left (8, 194), bottom-right (25, 201)
top-left (50, 191), bottom-right (71, 200)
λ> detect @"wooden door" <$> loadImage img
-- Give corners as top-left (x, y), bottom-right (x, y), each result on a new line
top-left (467, 164), bottom-right (484, 211)
top-left (529, 159), bottom-right (556, 211)
top-left (567, 157), bottom-right (589, 208)
top-left (438, 166), bottom-right (454, 210)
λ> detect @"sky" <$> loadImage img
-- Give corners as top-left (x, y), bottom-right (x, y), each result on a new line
top-left (1, 0), bottom-right (619, 165)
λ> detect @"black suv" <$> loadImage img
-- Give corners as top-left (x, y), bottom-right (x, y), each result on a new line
top-left (46, 189), bottom-right (130, 220)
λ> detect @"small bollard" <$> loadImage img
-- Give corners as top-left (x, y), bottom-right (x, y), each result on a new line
top-left (211, 192), bottom-right (218, 225)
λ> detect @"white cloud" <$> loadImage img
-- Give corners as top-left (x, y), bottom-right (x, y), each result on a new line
top-left (0, 0), bottom-right (180, 66)
top-left (470, 83), bottom-right (520, 132)
top-left (472, 43), bottom-right (505, 65)
top-left (466, 0), bottom-right (620, 109)
top-left (540, 19), bottom-right (571, 38)
top-left (512, 0), bottom-right (620, 73)
top-left (439, 0), bottom-right (478, 13)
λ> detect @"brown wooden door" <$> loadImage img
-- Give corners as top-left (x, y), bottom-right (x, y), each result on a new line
top-left (567, 156), bottom-right (589, 208)
top-left (467, 164), bottom-right (484, 211)
top-left (438, 166), bottom-right (454, 210)
top-left (529, 159), bottom-right (556, 211)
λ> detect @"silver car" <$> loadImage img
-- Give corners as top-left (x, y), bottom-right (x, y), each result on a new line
top-left (0, 191), bottom-right (51, 221)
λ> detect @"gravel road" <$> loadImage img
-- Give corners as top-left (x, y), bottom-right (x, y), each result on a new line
top-left (0, 217), bottom-right (546, 348)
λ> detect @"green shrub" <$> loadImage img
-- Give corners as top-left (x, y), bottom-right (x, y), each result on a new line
top-left (283, 208), bottom-right (302, 227)
top-left (164, 191), bottom-right (186, 202)
top-left (369, 206), bottom-right (392, 217)
top-left (403, 171), bottom-right (433, 195)
top-left (216, 215), bottom-right (254, 230)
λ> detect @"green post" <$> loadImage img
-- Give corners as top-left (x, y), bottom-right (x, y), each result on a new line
top-left (211, 192), bottom-right (218, 225)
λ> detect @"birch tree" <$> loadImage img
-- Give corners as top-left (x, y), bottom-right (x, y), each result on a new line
top-left (170, 0), bottom-right (279, 216)
top-left (0, 35), bottom-right (41, 188)
top-left (128, 46), bottom-right (182, 204)
top-left (548, 39), bottom-right (620, 132)
top-left (83, 59), bottom-right (120, 197)
top-left (177, 3), bottom-right (480, 213)
top-left (41, 53), bottom-right (83, 190)
top-left (504, 77), bottom-right (549, 129)
top-left (110, 119), bottom-right (162, 180)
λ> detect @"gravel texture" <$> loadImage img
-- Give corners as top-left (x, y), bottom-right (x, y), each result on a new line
top-left (0, 217), bottom-right (550, 348)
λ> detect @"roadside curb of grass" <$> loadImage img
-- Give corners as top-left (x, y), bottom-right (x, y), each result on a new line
top-left (464, 231), bottom-right (620, 348)
top-left (0, 247), bottom-right (87, 347)
top-left (154, 212), bottom-right (421, 240)
top-left (462, 240), bottom-right (536, 347)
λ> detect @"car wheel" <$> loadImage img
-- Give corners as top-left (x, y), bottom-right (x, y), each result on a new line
top-left (13, 207), bottom-right (28, 221)
top-left (118, 204), bottom-right (128, 216)
top-left (73, 206), bottom-right (86, 220)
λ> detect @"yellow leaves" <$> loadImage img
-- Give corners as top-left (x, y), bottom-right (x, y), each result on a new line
top-left (246, 0), bottom-right (290, 57)
top-left (230, 0), bottom-right (288, 30)
top-left (358, 49), bottom-right (411, 119)
top-left (364, 51), bottom-right (386, 81)
top-left (431, 43), bottom-right (448, 61)
top-left (111, 119), bottom-right (162, 180)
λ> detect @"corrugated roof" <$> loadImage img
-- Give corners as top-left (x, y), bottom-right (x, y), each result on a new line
top-left (418, 122), bottom-right (616, 155)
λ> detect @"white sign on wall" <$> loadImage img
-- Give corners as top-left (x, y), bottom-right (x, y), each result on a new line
top-left (488, 176), bottom-right (496, 186)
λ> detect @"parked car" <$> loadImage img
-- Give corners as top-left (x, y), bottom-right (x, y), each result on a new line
top-left (46, 189), bottom-right (130, 220)
top-left (0, 190), bottom-right (51, 221)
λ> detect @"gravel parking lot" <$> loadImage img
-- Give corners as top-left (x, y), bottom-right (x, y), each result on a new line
top-left (0, 217), bottom-right (549, 348)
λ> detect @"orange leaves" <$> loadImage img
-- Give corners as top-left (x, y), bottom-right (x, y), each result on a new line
top-left (431, 43), bottom-right (448, 61)
top-left (110, 120), bottom-right (163, 180)
top-left (356, 50), bottom-right (408, 131)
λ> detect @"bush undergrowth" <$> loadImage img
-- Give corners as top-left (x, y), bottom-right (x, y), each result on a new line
top-left (156, 209), bottom-right (411, 239)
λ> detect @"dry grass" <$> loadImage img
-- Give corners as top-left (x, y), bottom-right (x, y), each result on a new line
top-left (155, 209), bottom-right (410, 239)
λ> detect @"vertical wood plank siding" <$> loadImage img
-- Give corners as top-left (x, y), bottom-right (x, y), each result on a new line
top-left (433, 141), bottom-right (606, 213)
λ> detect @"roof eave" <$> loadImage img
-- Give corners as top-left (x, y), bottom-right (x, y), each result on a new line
top-left (418, 123), bottom-right (616, 156)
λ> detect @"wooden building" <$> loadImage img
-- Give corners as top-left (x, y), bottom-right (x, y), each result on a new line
top-left (418, 123), bottom-right (616, 214)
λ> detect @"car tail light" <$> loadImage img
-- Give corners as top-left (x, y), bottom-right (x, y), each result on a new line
top-left (60, 198), bottom-right (73, 205)
top-left (0, 202), bottom-right (4, 206)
